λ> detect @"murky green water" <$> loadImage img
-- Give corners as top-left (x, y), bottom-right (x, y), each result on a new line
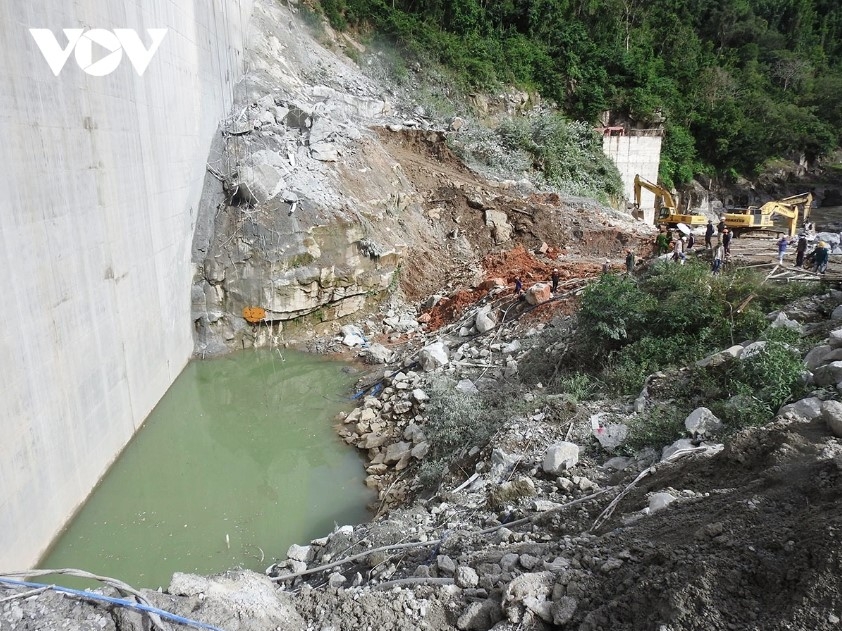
top-left (39, 349), bottom-right (374, 589)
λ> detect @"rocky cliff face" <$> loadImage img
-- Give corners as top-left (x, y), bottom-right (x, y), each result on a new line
top-left (190, 0), bottom-right (425, 354)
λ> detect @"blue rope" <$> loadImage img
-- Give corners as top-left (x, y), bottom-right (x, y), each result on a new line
top-left (0, 577), bottom-right (225, 631)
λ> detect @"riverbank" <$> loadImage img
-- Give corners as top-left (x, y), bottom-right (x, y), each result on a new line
top-left (9, 232), bottom-right (842, 630)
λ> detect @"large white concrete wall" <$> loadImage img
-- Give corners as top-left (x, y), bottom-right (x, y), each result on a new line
top-left (0, 0), bottom-right (252, 569)
top-left (603, 133), bottom-right (662, 224)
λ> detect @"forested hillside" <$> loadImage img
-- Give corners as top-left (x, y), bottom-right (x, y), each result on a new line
top-left (315, 0), bottom-right (842, 186)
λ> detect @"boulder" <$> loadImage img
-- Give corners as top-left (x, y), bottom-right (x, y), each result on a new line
top-left (419, 341), bottom-right (449, 371)
top-left (457, 600), bottom-right (503, 631)
top-left (235, 150), bottom-right (288, 203)
top-left (504, 359), bottom-right (518, 378)
top-left (364, 343), bottom-right (392, 364)
top-left (437, 555), bottom-right (456, 575)
top-left (502, 340), bottom-right (522, 354)
top-left (831, 305), bottom-right (842, 321)
top-left (410, 442), bottom-right (429, 459)
top-left (490, 448), bottom-right (521, 480)
top-left (821, 400), bottom-right (842, 438)
top-left (456, 379), bottom-right (479, 394)
top-left (593, 423), bottom-right (628, 451)
top-left (455, 566), bottom-right (480, 588)
top-left (684, 407), bottom-right (723, 436)
top-left (740, 341), bottom-right (767, 360)
top-left (648, 492), bottom-right (676, 514)
top-left (831, 329), bottom-right (842, 349)
top-left (484, 209), bottom-right (513, 243)
top-left (769, 312), bottom-right (803, 333)
top-left (286, 544), bottom-right (312, 563)
top-left (166, 571), bottom-right (304, 631)
top-left (804, 345), bottom-right (833, 370)
top-left (552, 596), bottom-right (578, 626)
top-left (475, 306), bottom-right (497, 333)
top-left (662, 438), bottom-right (695, 461)
top-left (816, 231), bottom-right (841, 246)
top-left (813, 361), bottom-right (842, 386)
top-left (342, 334), bottom-right (365, 347)
top-left (340, 324), bottom-right (364, 338)
top-left (779, 396), bottom-right (823, 421)
top-left (542, 442), bottom-right (579, 474)
top-left (310, 142), bottom-right (339, 161)
top-left (383, 441), bottom-right (412, 464)
top-left (403, 423), bottom-right (426, 443)
top-left (525, 283), bottom-right (552, 306)
top-left (503, 572), bottom-right (554, 618)
top-left (603, 456), bottom-right (632, 471)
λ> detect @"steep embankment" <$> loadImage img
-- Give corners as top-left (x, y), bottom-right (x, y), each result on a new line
top-left (189, 0), bottom-right (639, 356)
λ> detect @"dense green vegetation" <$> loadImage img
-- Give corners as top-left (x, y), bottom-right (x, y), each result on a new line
top-left (521, 260), bottom-right (821, 447)
top-left (314, 0), bottom-right (842, 185)
top-left (450, 113), bottom-right (624, 200)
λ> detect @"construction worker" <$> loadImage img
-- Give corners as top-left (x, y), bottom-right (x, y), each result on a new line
top-left (776, 235), bottom-right (789, 265)
top-left (673, 236), bottom-right (686, 264)
top-left (712, 243), bottom-right (724, 274)
top-left (655, 228), bottom-right (670, 256)
top-left (814, 242), bottom-right (830, 274)
top-left (722, 228), bottom-right (732, 256)
top-left (705, 220), bottom-right (715, 249)
top-left (795, 233), bottom-right (808, 267)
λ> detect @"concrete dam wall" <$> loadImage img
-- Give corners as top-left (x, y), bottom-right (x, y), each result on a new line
top-left (0, 0), bottom-right (252, 569)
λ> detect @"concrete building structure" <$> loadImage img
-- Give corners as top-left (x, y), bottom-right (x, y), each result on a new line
top-left (602, 129), bottom-right (663, 225)
top-left (0, 0), bottom-right (252, 569)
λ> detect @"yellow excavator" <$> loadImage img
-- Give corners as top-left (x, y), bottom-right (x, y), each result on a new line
top-left (633, 175), bottom-right (707, 228)
top-left (723, 192), bottom-right (813, 237)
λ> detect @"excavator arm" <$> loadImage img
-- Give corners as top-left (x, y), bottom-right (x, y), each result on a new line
top-left (634, 174), bottom-right (677, 213)
top-left (725, 192), bottom-right (813, 237)
top-left (759, 193), bottom-right (813, 237)
top-left (633, 174), bottom-right (706, 227)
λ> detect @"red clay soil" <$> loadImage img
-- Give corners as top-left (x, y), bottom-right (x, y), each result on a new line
top-left (422, 245), bottom-right (608, 331)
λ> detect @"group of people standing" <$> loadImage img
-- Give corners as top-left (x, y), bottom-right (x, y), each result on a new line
top-left (777, 233), bottom-right (830, 273)
top-left (652, 217), bottom-right (831, 276)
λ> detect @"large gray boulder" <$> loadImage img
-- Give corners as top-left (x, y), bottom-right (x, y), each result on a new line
top-left (769, 312), bottom-right (803, 333)
top-left (662, 438), bottom-right (694, 461)
top-left (779, 397), bottom-right (823, 421)
top-left (593, 423), bottom-right (628, 451)
top-left (383, 441), bottom-right (412, 464)
top-left (542, 442), bottom-right (579, 474)
top-left (830, 329), bottom-right (842, 349)
top-left (162, 571), bottom-right (304, 631)
top-left (804, 345), bottom-right (833, 370)
top-left (813, 361), bottom-right (842, 386)
top-left (475, 305), bottom-right (497, 333)
top-left (821, 400), bottom-right (842, 437)
top-left (364, 343), bottom-right (393, 364)
top-left (740, 341), bottom-right (767, 360)
top-left (419, 341), bottom-right (449, 371)
top-left (648, 492), bottom-right (676, 514)
top-left (684, 407), bottom-right (723, 436)
top-left (502, 572), bottom-right (554, 622)
top-left (696, 345), bottom-right (743, 367)
top-left (457, 600), bottom-right (503, 631)
top-left (831, 305), bottom-right (842, 321)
